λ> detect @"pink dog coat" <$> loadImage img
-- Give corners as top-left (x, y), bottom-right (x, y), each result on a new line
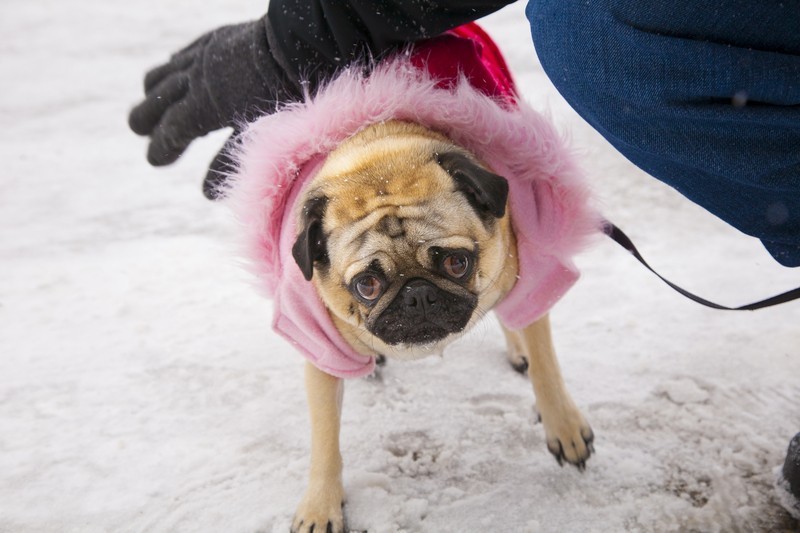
top-left (227, 23), bottom-right (599, 378)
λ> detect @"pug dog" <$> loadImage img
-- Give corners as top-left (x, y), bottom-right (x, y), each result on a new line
top-left (288, 120), bottom-right (594, 533)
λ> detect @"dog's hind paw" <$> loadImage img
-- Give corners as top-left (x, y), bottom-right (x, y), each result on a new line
top-left (509, 352), bottom-right (529, 375)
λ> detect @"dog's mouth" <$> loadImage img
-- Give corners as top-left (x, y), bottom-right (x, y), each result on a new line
top-left (367, 278), bottom-right (477, 346)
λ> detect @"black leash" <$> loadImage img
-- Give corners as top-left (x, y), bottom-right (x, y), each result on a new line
top-left (603, 221), bottom-right (800, 310)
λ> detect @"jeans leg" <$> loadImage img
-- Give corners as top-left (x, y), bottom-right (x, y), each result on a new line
top-left (527, 0), bottom-right (800, 266)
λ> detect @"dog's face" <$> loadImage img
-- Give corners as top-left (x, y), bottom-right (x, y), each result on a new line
top-left (292, 121), bottom-right (517, 360)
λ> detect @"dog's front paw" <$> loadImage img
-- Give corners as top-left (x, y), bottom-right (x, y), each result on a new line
top-left (291, 481), bottom-right (345, 533)
top-left (541, 407), bottom-right (594, 471)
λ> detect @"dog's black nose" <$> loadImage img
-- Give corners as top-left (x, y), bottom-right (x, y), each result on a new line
top-left (403, 279), bottom-right (438, 316)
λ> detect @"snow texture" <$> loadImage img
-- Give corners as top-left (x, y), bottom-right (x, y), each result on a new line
top-left (0, 1), bottom-right (798, 532)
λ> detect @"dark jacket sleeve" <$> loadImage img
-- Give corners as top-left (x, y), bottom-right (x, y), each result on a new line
top-left (265, 0), bottom-right (516, 92)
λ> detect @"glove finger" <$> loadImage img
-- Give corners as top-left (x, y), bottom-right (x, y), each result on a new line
top-left (128, 74), bottom-right (189, 136)
top-left (143, 52), bottom-right (195, 92)
top-left (143, 31), bottom-right (215, 91)
top-left (145, 104), bottom-right (198, 166)
top-left (203, 132), bottom-right (239, 200)
top-left (147, 130), bottom-right (192, 167)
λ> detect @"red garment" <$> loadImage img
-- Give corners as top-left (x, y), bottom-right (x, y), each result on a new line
top-left (411, 22), bottom-right (517, 104)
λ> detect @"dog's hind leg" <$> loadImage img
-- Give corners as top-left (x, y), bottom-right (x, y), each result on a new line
top-left (502, 326), bottom-right (529, 374)
top-left (292, 362), bottom-right (346, 533)
top-left (502, 314), bottom-right (594, 470)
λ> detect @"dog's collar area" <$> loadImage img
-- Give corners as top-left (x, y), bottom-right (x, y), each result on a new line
top-left (603, 221), bottom-right (800, 310)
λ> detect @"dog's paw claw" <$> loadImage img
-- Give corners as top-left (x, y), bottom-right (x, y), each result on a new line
top-left (583, 427), bottom-right (595, 455)
top-left (547, 439), bottom-right (565, 466)
top-left (510, 355), bottom-right (529, 375)
top-left (291, 519), bottom-right (343, 533)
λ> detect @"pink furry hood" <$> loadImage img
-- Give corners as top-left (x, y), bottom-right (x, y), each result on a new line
top-left (226, 28), bottom-right (600, 378)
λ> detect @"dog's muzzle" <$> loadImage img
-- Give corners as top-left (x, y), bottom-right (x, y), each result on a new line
top-left (369, 278), bottom-right (477, 345)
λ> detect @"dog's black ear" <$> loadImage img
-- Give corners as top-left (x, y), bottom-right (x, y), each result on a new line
top-left (435, 152), bottom-right (509, 219)
top-left (291, 195), bottom-right (329, 281)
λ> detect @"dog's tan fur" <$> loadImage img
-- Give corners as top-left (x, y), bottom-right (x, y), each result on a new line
top-left (290, 121), bottom-right (592, 533)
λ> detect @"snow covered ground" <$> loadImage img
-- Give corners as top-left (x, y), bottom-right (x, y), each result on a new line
top-left (1, 1), bottom-right (799, 531)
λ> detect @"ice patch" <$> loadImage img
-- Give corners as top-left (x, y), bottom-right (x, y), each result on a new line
top-left (657, 377), bottom-right (711, 405)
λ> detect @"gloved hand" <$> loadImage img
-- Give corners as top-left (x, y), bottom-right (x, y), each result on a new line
top-left (129, 1), bottom-right (514, 199)
top-left (128, 16), bottom-right (296, 199)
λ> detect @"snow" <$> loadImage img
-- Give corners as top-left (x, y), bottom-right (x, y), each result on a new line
top-left (1, 1), bottom-right (799, 532)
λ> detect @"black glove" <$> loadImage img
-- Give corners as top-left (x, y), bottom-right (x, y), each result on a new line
top-left (128, 16), bottom-right (297, 198)
top-left (130, 1), bottom-right (515, 199)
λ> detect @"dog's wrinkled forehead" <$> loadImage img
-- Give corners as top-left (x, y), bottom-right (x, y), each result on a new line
top-left (321, 143), bottom-right (454, 227)
top-left (319, 155), bottom-right (486, 275)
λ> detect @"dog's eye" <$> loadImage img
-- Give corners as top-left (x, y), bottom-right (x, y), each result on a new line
top-left (354, 275), bottom-right (383, 302)
top-left (442, 253), bottom-right (470, 279)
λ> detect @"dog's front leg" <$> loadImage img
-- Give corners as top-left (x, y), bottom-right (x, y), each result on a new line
top-left (291, 362), bottom-right (345, 533)
top-left (502, 314), bottom-right (594, 469)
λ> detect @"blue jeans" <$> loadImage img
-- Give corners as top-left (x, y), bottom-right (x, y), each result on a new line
top-left (527, 0), bottom-right (800, 266)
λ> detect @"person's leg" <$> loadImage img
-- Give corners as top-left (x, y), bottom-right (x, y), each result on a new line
top-left (526, 0), bottom-right (800, 266)
top-left (526, 0), bottom-right (800, 516)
